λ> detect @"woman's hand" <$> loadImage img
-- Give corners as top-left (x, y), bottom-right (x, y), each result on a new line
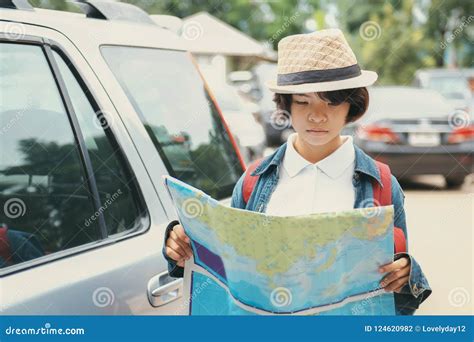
top-left (379, 256), bottom-right (411, 293)
top-left (165, 224), bottom-right (193, 267)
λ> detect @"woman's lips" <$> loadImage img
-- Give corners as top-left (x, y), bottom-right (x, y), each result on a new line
top-left (306, 129), bottom-right (329, 136)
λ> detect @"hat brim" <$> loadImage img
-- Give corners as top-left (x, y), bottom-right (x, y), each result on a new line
top-left (265, 70), bottom-right (378, 94)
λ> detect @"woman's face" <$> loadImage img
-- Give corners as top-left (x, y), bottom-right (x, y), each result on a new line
top-left (290, 92), bottom-right (350, 146)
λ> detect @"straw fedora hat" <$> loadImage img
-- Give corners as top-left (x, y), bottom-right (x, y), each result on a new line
top-left (266, 29), bottom-right (378, 93)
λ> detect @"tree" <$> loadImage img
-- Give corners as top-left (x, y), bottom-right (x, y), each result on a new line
top-left (424, 0), bottom-right (474, 67)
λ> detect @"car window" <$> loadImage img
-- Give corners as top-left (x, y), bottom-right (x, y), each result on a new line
top-left (213, 85), bottom-right (243, 112)
top-left (428, 76), bottom-right (469, 99)
top-left (365, 89), bottom-right (455, 120)
top-left (52, 50), bottom-right (145, 237)
top-left (101, 47), bottom-right (243, 199)
top-left (0, 43), bottom-right (100, 269)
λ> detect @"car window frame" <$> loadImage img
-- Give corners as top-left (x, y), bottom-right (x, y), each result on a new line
top-left (0, 34), bottom-right (150, 277)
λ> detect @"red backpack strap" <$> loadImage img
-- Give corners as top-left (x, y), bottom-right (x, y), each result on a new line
top-left (243, 158), bottom-right (263, 204)
top-left (0, 224), bottom-right (12, 264)
top-left (373, 161), bottom-right (392, 206)
top-left (373, 161), bottom-right (407, 254)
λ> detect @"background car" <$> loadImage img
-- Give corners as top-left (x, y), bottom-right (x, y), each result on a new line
top-left (251, 63), bottom-right (294, 146)
top-left (413, 69), bottom-right (473, 114)
top-left (346, 87), bottom-right (473, 188)
top-left (204, 75), bottom-right (266, 164)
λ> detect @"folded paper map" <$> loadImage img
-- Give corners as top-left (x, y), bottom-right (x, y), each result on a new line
top-left (164, 176), bottom-right (395, 315)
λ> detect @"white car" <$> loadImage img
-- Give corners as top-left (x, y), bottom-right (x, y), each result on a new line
top-left (206, 78), bottom-right (266, 163)
top-left (0, 0), bottom-right (245, 315)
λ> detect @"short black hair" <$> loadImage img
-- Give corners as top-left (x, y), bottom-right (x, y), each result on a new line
top-left (273, 87), bottom-right (369, 123)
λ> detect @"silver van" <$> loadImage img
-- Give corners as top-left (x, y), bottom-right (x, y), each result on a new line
top-left (0, 0), bottom-right (244, 315)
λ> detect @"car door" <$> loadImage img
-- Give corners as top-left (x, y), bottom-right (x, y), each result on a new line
top-left (0, 22), bottom-right (184, 315)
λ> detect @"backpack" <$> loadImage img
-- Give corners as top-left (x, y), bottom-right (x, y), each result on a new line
top-left (242, 158), bottom-right (407, 254)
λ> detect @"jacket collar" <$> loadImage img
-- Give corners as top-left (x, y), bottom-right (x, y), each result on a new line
top-left (252, 141), bottom-right (382, 186)
top-left (353, 145), bottom-right (383, 186)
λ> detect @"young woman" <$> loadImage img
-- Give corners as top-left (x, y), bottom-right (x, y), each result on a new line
top-left (163, 29), bottom-right (431, 315)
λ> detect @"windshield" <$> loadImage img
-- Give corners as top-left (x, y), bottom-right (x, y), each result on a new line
top-left (101, 46), bottom-right (243, 199)
top-left (365, 89), bottom-right (455, 120)
top-left (428, 76), bottom-right (469, 100)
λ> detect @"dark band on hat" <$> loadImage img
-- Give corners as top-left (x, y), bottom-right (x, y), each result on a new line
top-left (277, 64), bottom-right (361, 86)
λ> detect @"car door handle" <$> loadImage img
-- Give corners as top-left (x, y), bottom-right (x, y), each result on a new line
top-left (147, 271), bottom-right (183, 307)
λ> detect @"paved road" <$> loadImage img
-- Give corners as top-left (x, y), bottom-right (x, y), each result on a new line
top-left (400, 175), bottom-right (473, 315)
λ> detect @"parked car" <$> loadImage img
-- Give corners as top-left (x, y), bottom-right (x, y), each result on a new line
top-left (346, 87), bottom-right (473, 188)
top-left (204, 76), bottom-right (266, 163)
top-left (227, 70), bottom-right (261, 102)
top-left (413, 68), bottom-right (472, 114)
top-left (0, 1), bottom-right (245, 314)
top-left (250, 62), bottom-right (295, 146)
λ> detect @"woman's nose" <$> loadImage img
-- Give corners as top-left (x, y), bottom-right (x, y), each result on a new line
top-left (308, 110), bottom-right (328, 123)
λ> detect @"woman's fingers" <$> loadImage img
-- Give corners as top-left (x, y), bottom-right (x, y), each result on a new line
top-left (169, 230), bottom-right (193, 258)
top-left (385, 276), bottom-right (409, 292)
top-left (174, 225), bottom-right (190, 243)
top-left (379, 256), bottom-right (410, 274)
top-left (380, 265), bottom-right (410, 287)
top-left (164, 223), bottom-right (193, 265)
top-left (166, 239), bottom-right (188, 259)
top-left (379, 257), bottom-right (411, 291)
top-left (165, 246), bottom-right (186, 263)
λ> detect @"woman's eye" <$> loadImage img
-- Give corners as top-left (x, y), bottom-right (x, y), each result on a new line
top-left (328, 102), bottom-right (339, 107)
top-left (295, 101), bottom-right (308, 105)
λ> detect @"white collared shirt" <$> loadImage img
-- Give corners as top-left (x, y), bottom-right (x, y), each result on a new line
top-left (265, 133), bottom-right (355, 217)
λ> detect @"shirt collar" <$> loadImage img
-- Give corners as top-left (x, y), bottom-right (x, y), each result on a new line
top-left (252, 135), bottom-right (383, 188)
top-left (283, 133), bottom-right (355, 179)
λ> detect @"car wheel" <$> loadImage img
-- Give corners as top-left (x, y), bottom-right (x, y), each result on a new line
top-left (445, 176), bottom-right (465, 189)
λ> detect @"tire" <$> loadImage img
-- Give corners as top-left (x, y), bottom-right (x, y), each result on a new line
top-left (445, 176), bottom-right (465, 189)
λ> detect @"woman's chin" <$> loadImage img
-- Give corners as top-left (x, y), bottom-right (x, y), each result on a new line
top-left (301, 131), bottom-right (334, 146)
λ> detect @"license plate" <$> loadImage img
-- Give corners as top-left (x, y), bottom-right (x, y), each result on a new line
top-left (408, 132), bottom-right (440, 146)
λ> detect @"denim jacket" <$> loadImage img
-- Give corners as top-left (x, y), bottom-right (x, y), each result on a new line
top-left (163, 143), bottom-right (432, 315)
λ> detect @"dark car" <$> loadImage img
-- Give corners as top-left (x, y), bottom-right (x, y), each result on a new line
top-left (347, 87), bottom-right (473, 188)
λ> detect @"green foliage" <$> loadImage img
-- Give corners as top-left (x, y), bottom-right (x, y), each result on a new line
top-left (28, 0), bottom-right (472, 83)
